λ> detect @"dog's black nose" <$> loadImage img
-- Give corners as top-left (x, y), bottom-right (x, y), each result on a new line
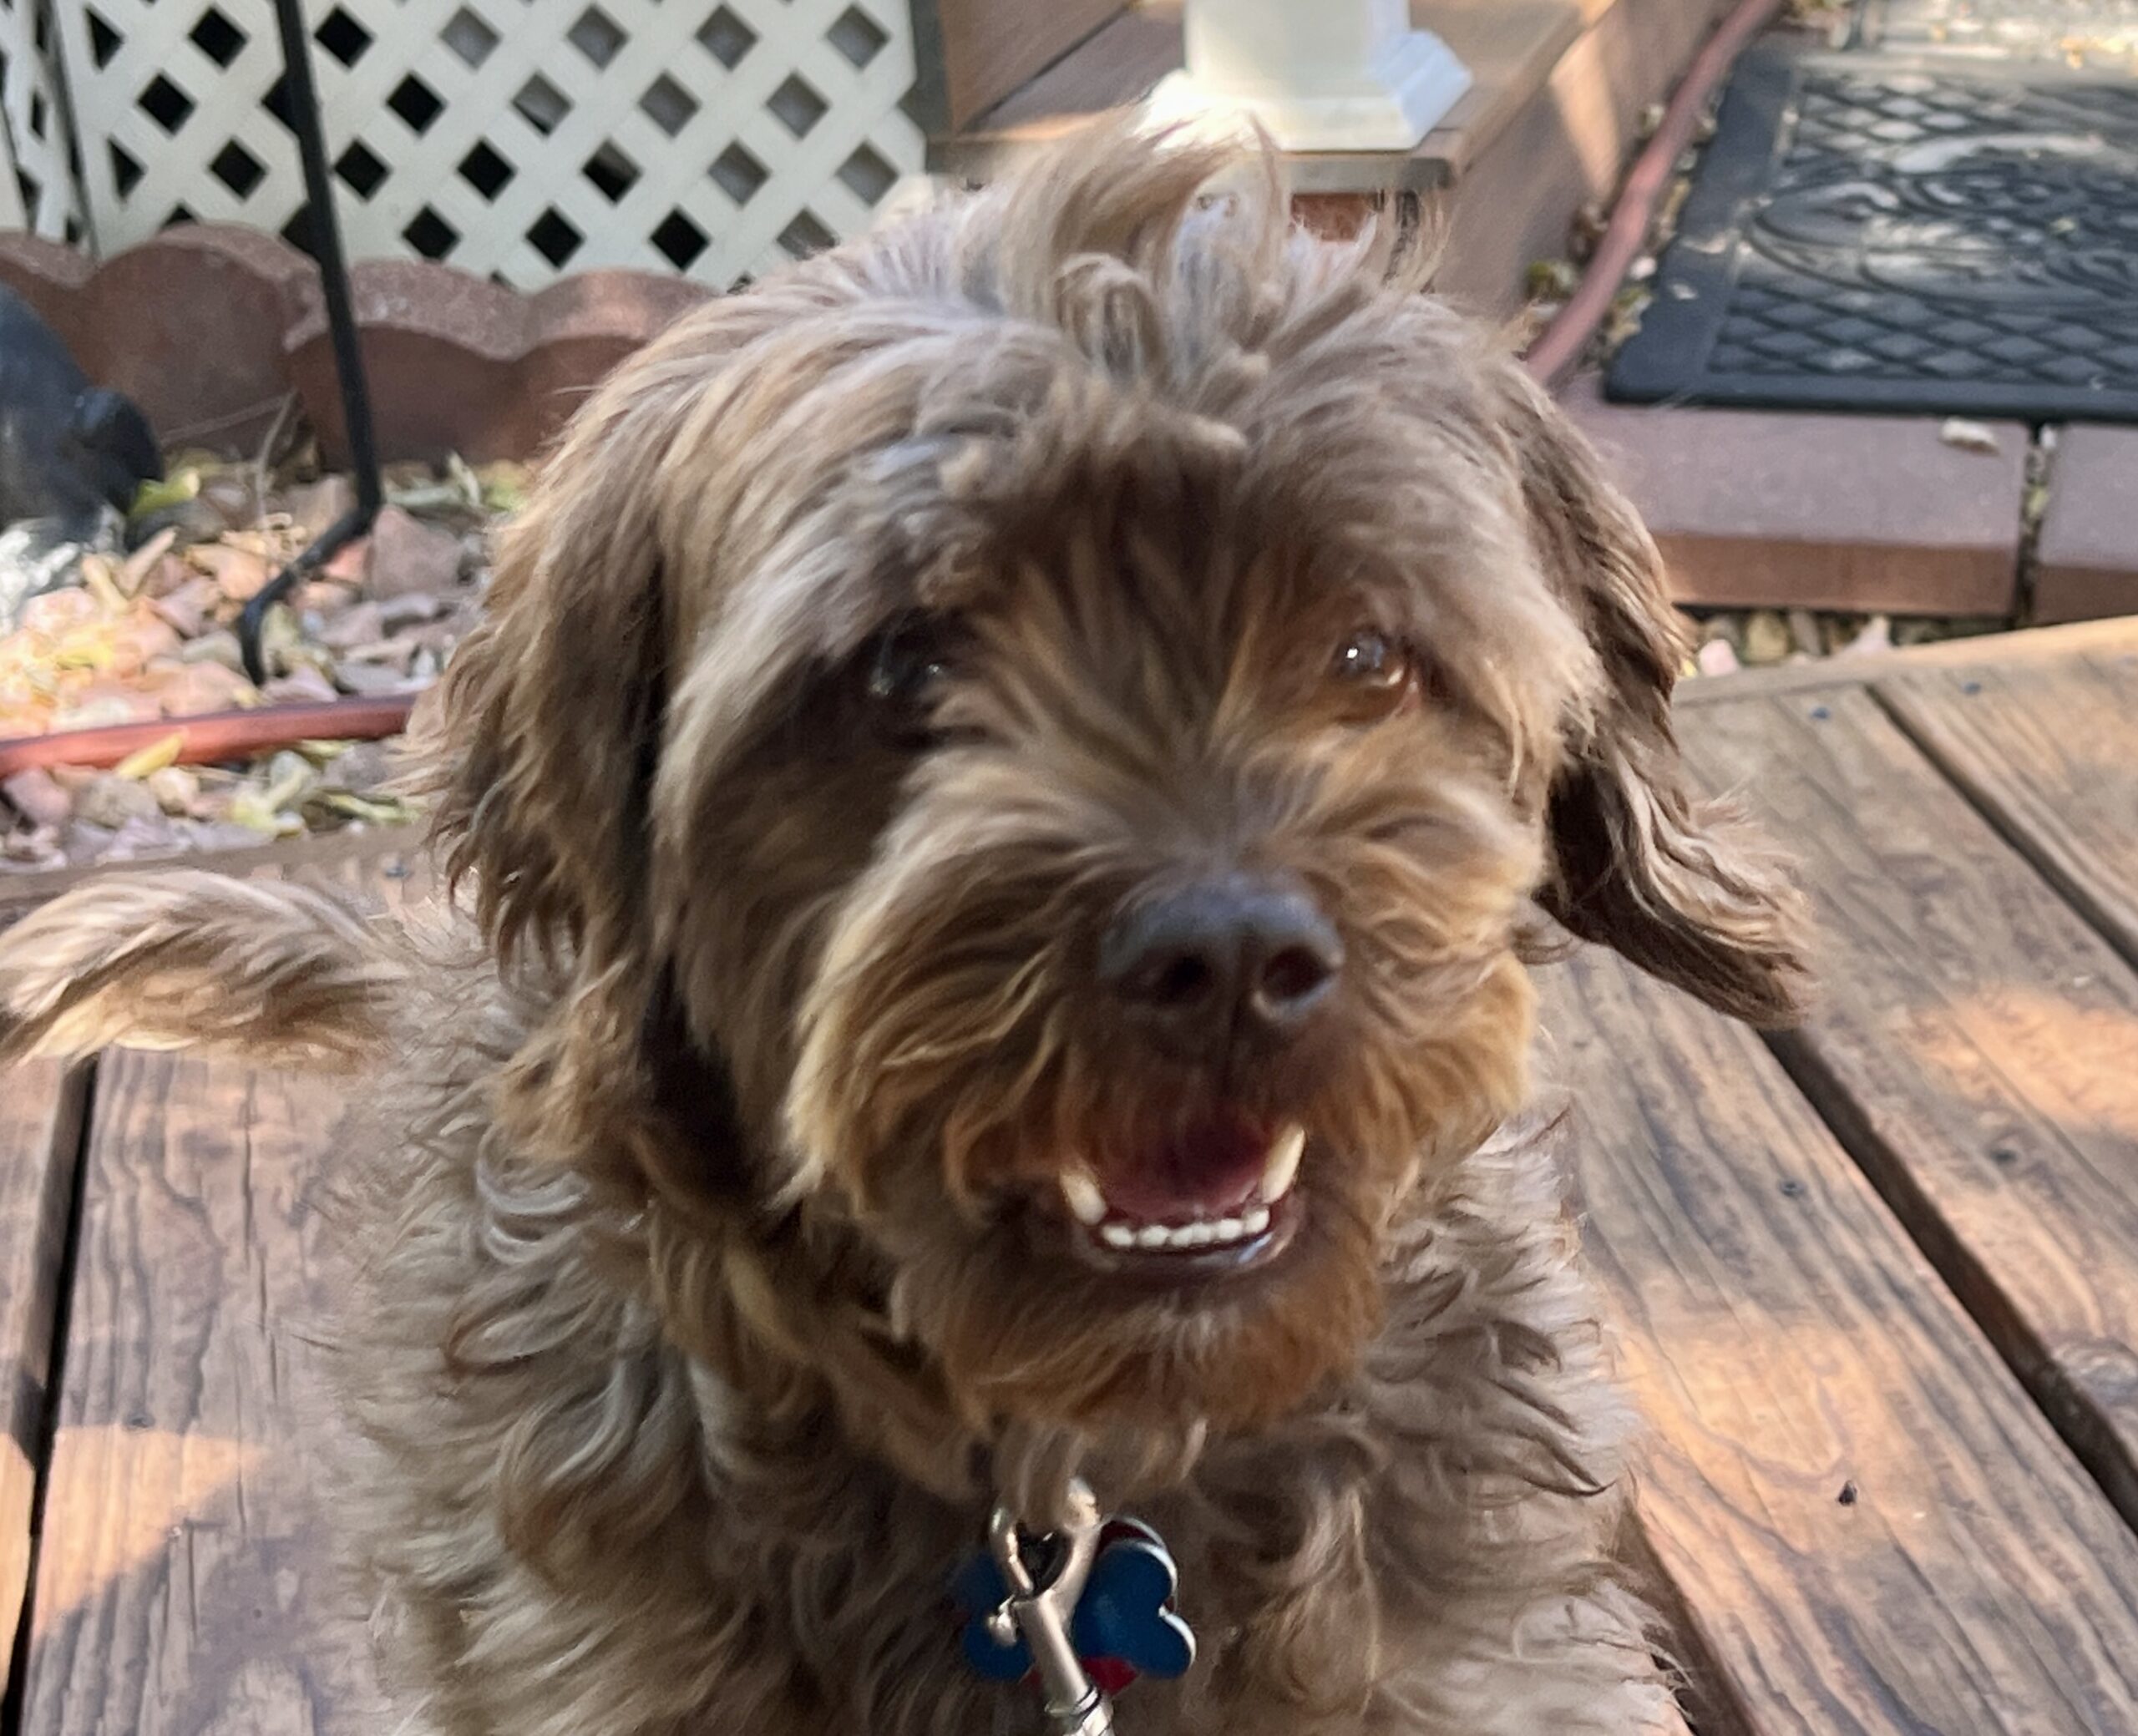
top-left (1100, 877), bottom-right (1342, 1058)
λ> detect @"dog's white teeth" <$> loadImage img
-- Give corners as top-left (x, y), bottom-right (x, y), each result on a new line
top-left (1260, 1123), bottom-right (1306, 1204)
top-left (1060, 1167), bottom-right (1107, 1226)
top-left (1086, 1200), bottom-right (1284, 1254)
top-left (1121, 1220), bottom-right (1229, 1252)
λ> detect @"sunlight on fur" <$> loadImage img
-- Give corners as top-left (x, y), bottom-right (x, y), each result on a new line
top-left (0, 119), bottom-right (1806, 1735)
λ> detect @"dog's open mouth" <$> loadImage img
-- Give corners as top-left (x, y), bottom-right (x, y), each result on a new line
top-left (1051, 1116), bottom-right (1305, 1276)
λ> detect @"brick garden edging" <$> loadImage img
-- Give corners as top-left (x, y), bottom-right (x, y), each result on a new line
top-left (0, 225), bottom-right (714, 463)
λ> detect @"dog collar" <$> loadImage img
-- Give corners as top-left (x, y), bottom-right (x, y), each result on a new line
top-left (951, 1478), bottom-right (1194, 1733)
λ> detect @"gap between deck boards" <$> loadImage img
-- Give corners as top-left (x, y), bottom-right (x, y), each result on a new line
top-left (0, 1060), bottom-right (93, 1736)
top-left (1711, 655), bottom-right (2138, 1546)
top-left (1820, 666), bottom-right (2138, 1527)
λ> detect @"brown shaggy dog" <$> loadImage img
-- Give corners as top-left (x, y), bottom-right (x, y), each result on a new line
top-left (0, 124), bottom-right (1806, 1735)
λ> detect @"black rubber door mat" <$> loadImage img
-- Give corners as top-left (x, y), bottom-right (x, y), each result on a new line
top-left (1862, 0), bottom-right (2138, 69)
top-left (1606, 50), bottom-right (2138, 421)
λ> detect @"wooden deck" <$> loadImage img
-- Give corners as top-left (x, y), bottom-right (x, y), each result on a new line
top-left (1, 617), bottom-right (2135, 1733)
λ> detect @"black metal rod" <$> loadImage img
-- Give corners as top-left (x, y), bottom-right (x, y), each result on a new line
top-left (241, 0), bottom-right (384, 686)
top-left (236, 504), bottom-right (372, 679)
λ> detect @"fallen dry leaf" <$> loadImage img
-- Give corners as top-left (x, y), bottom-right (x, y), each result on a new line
top-left (150, 585), bottom-right (211, 639)
top-left (1743, 610), bottom-right (1792, 666)
top-left (112, 732), bottom-right (186, 780)
top-left (129, 468), bottom-right (202, 519)
top-left (228, 789), bottom-right (305, 836)
top-left (477, 459), bottom-right (533, 515)
top-left (120, 527), bottom-right (180, 594)
top-left (80, 554), bottom-right (127, 612)
top-left (178, 630), bottom-right (246, 674)
top-left (313, 789), bottom-right (419, 826)
top-left (49, 690), bottom-right (157, 731)
top-left (107, 610), bottom-right (183, 676)
top-left (192, 542), bottom-right (274, 603)
top-left (146, 764), bottom-right (203, 815)
top-left (1938, 418), bottom-right (2001, 455)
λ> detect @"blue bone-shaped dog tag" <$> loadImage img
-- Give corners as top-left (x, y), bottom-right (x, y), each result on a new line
top-left (953, 1518), bottom-right (1195, 1690)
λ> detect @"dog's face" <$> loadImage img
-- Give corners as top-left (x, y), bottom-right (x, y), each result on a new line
top-left (428, 131), bottom-right (1806, 1441)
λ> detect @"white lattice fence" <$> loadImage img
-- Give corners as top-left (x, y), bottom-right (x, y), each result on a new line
top-left (0, 0), bottom-right (87, 241)
top-left (50, 0), bottom-right (922, 287)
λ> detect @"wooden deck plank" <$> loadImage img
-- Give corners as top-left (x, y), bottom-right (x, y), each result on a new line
top-left (1675, 616), bottom-right (2138, 708)
top-left (17, 1045), bottom-right (387, 1736)
top-left (17, 1039), bottom-right (387, 1727)
top-left (0, 825), bottom-right (427, 930)
top-left (0, 1060), bottom-right (88, 1698)
top-left (12, 848), bottom-right (413, 1736)
top-left (1680, 685), bottom-right (2138, 1527)
top-left (1877, 641), bottom-right (2138, 971)
top-left (1547, 949), bottom-right (2138, 1736)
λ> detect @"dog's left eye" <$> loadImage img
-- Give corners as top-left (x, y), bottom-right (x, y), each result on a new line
top-left (865, 618), bottom-right (955, 734)
top-left (1330, 628), bottom-right (1412, 692)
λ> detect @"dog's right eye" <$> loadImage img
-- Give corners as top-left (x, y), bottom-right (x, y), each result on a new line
top-left (864, 618), bottom-right (955, 736)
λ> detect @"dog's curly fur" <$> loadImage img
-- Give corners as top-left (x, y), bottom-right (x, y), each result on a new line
top-left (0, 124), bottom-right (1806, 1734)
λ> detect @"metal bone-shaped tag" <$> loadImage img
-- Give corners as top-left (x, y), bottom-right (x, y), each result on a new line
top-left (1066, 1520), bottom-right (1193, 1683)
top-left (953, 1480), bottom-right (1194, 1733)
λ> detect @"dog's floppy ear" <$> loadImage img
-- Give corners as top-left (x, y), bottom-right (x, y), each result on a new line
top-left (415, 352), bottom-right (698, 1167)
top-left (1494, 366), bottom-right (1810, 1027)
top-left (425, 382), bottom-right (674, 974)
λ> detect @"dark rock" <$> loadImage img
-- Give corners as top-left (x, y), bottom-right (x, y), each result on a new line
top-left (0, 284), bottom-right (161, 530)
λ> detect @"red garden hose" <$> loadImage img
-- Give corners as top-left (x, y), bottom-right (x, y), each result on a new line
top-left (1523, 0), bottom-right (1784, 386)
top-left (0, 696), bottom-right (414, 782)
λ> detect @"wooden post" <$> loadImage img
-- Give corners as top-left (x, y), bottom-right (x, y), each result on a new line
top-left (1152, 0), bottom-right (1471, 151)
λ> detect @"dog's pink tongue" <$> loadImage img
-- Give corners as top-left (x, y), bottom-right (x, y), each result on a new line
top-left (1102, 1118), bottom-right (1268, 1222)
